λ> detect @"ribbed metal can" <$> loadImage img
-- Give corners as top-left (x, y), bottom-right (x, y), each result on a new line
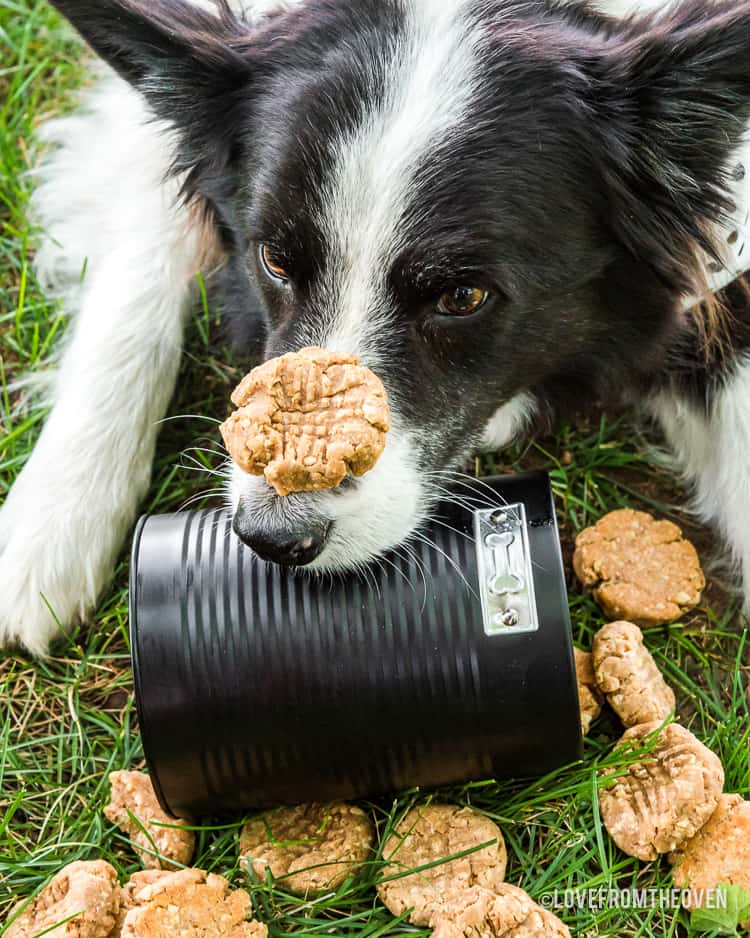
top-left (129, 471), bottom-right (582, 818)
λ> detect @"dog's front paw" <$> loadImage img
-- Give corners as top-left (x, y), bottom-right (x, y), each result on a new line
top-left (0, 532), bottom-right (88, 656)
top-left (0, 487), bottom-right (105, 656)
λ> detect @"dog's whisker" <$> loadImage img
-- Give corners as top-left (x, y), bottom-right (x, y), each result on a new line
top-left (181, 445), bottom-right (229, 462)
top-left (421, 484), bottom-right (487, 516)
top-left (179, 466), bottom-right (226, 478)
top-left (350, 555), bottom-right (380, 598)
top-left (409, 530), bottom-right (478, 601)
top-left (177, 488), bottom-right (224, 512)
top-left (423, 483), bottom-right (485, 511)
top-left (426, 476), bottom-right (508, 509)
top-left (374, 549), bottom-right (417, 595)
top-left (178, 453), bottom-right (227, 477)
top-left (179, 467), bottom-right (226, 480)
top-left (424, 469), bottom-right (511, 508)
top-left (428, 516), bottom-right (475, 544)
top-left (392, 543), bottom-right (429, 613)
top-left (156, 414), bottom-right (223, 426)
top-left (422, 473), bottom-right (497, 503)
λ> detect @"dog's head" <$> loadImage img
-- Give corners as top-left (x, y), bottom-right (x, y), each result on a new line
top-left (55, 0), bottom-right (750, 570)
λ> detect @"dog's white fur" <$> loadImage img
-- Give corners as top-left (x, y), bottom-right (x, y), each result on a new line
top-left (648, 357), bottom-right (750, 602)
top-left (230, 0), bottom-right (498, 572)
top-left (318, 0), bottom-right (486, 361)
top-left (3, 0), bottom-right (750, 653)
top-left (0, 76), bottom-right (201, 654)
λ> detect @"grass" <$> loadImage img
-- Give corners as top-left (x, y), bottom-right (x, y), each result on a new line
top-left (1, 2), bottom-right (749, 936)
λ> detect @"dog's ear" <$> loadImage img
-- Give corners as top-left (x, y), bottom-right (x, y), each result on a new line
top-left (49, 0), bottom-right (252, 110)
top-left (49, 0), bottom-right (255, 187)
top-left (597, 0), bottom-right (750, 290)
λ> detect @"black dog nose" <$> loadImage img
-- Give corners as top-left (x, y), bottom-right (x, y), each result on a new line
top-left (232, 507), bottom-right (330, 567)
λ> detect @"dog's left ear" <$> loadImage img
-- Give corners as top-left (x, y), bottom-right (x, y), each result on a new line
top-left (49, 0), bottom-right (256, 183)
top-left (597, 0), bottom-right (750, 289)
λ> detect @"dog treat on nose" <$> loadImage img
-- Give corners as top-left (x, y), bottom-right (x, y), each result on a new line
top-left (220, 346), bottom-right (391, 496)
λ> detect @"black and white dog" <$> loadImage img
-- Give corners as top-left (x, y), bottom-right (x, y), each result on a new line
top-left (3, 0), bottom-right (750, 654)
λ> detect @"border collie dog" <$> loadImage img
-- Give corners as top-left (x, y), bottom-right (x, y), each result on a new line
top-left (3, 0), bottom-right (750, 654)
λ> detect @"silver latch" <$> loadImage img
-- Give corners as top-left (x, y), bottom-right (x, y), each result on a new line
top-left (474, 503), bottom-right (539, 636)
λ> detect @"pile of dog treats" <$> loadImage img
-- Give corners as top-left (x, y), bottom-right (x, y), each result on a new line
top-left (5, 769), bottom-right (265, 938)
top-left (573, 508), bottom-right (750, 925)
top-left (4, 770), bottom-right (571, 938)
top-left (6, 508), bottom-right (749, 938)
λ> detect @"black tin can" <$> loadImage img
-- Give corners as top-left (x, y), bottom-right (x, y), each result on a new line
top-left (129, 471), bottom-right (582, 818)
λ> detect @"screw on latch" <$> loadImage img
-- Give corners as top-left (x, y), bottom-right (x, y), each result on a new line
top-left (494, 609), bottom-right (520, 628)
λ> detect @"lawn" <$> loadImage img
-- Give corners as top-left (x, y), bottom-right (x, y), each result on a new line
top-left (1, 3), bottom-right (748, 937)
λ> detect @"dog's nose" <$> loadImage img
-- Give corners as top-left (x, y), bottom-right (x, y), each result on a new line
top-left (232, 505), bottom-right (330, 567)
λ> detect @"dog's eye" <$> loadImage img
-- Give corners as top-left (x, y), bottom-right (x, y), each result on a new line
top-left (260, 244), bottom-right (290, 283)
top-left (437, 286), bottom-right (488, 317)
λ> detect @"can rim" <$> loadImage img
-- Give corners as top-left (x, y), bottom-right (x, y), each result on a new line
top-left (541, 474), bottom-right (584, 758)
top-left (129, 513), bottom-right (180, 818)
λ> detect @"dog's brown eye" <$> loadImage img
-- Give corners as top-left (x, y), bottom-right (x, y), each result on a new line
top-left (437, 286), bottom-right (488, 317)
top-left (260, 244), bottom-right (290, 282)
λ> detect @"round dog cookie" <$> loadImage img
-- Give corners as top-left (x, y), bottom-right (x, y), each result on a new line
top-left (240, 803), bottom-right (374, 894)
top-left (670, 794), bottom-right (750, 910)
top-left (377, 804), bottom-right (507, 926)
top-left (574, 647), bottom-right (605, 735)
top-left (104, 770), bottom-right (194, 870)
top-left (119, 869), bottom-right (266, 938)
top-left (220, 346), bottom-right (391, 496)
top-left (429, 885), bottom-right (570, 938)
top-left (5, 860), bottom-right (122, 938)
top-left (599, 722), bottom-right (724, 861)
top-left (573, 509), bottom-right (705, 626)
top-left (592, 621), bottom-right (675, 727)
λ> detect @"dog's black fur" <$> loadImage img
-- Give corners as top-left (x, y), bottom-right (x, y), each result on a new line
top-left (51, 0), bottom-right (750, 436)
top-left (6, 0), bottom-right (750, 653)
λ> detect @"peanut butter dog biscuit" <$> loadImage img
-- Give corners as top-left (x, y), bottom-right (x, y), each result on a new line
top-left (670, 794), bottom-right (750, 913)
top-left (574, 647), bottom-right (604, 735)
top-left (599, 722), bottom-right (724, 861)
top-left (119, 869), bottom-right (265, 938)
top-left (573, 509), bottom-right (705, 626)
top-left (377, 804), bottom-right (507, 926)
top-left (5, 861), bottom-right (122, 938)
top-left (221, 347), bottom-right (390, 496)
top-left (240, 803), bottom-right (374, 895)
top-left (592, 621), bottom-right (675, 727)
top-left (104, 770), bottom-right (194, 870)
top-left (429, 885), bottom-right (570, 938)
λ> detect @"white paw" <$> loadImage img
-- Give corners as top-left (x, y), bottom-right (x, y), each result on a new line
top-left (0, 549), bottom-right (80, 657)
top-left (0, 480), bottom-right (113, 656)
top-left (0, 501), bottom-right (94, 655)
